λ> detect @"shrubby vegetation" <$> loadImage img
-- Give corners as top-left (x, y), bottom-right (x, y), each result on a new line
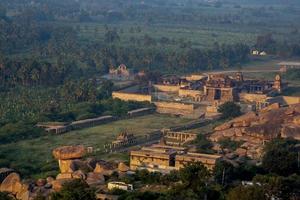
top-left (284, 68), bottom-right (300, 81)
top-left (0, 122), bottom-right (43, 144)
top-left (51, 179), bottom-right (96, 200)
top-left (262, 138), bottom-right (299, 176)
top-left (0, 192), bottom-right (13, 200)
top-left (218, 102), bottom-right (242, 119)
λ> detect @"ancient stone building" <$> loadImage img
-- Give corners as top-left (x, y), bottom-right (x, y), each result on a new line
top-left (130, 145), bottom-right (221, 173)
top-left (130, 147), bottom-right (177, 172)
top-left (111, 131), bottom-right (137, 146)
top-left (204, 74), bottom-right (238, 102)
top-left (109, 64), bottom-right (132, 80)
top-left (162, 130), bottom-right (197, 146)
top-left (175, 152), bottom-right (221, 170)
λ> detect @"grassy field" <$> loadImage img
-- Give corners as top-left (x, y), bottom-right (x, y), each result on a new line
top-left (0, 114), bottom-right (192, 178)
top-left (74, 22), bottom-right (257, 49)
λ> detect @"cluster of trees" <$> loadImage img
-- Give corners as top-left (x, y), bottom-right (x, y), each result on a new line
top-left (218, 101), bottom-right (242, 119)
top-left (0, 58), bottom-right (79, 89)
top-left (255, 33), bottom-right (300, 57)
top-left (0, 121), bottom-right (43, 145)
top-left (284, 68), bottom-right (300, 81)
top-left (4, 0), bottom-right (297, 28)
top-left (76, 42), bottom-right (250, 74)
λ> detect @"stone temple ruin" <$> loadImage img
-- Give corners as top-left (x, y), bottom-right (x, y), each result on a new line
top-left (155, 72), bottom-right (284, 103)
top-left (112, 71), bottom-right (287, 118)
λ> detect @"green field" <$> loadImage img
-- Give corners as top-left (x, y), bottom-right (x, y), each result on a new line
top-left (0, 114), bottom-right (192, 178)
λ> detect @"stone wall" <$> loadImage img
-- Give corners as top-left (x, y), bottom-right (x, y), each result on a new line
top-left (185, 74), bottom-right (206, 81)
top-left (112, 92), bottom-right (152, 102)
top-left (267, 96), bottom-right (300, 106)
top-left (153, 84), bottom-right (180, 92)
top-left (130, 150), bottom-right (174, 170)
top-left (154, 101), bottom-right (194, 115)
top-left (178, 89), bottom-right (203, 98)
top-left (239, 93), bottom-right (268, 103)
top-left (175, 153), bottom-right (220, 170)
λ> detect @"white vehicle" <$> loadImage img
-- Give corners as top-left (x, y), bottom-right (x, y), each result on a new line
top-left (108, 182), bottom-right (133, 191)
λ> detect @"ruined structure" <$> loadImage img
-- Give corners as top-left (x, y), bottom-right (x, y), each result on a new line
top-left (130, 145), bottom-right (221, 173)
top-left (204, 74), bottom-right (238, 102)
top-left (152, 72), bottom-right (285, 111)
top-left (111, 131), bottom-right (137, 146)
top-left (130, 147), bottom-right (177, 172)
top-left (278, 61), bottom-right (300, 72)
top-left (109, 64), bottom-right (132, 80)
top-left (175, 152), bottom-right (221, 170)
top-left (162, 130), bottom-right (197, 146)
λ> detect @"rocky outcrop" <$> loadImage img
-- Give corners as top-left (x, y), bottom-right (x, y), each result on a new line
top-left (118, 162), bottom-right (130, 173)
top-left (0, 173), bottom-right (22, 195)
top-left (94, 161), bottom-right (115, 176)
top-left (210, 103), bottom-right (300, 159)
top-left (0, 173), bottom-right (33, 200)
top-left (53, 146), bottom-right (87, 177)
top-left (212, 104), bottom-right (300, 142)
top-left (86, 172), bottom-right (105, 186)
top-left (53, 145), bottom-right (86, 160)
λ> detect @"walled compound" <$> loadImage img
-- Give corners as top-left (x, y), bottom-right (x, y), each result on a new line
top-left (112, 71), bottom-right (288, 118)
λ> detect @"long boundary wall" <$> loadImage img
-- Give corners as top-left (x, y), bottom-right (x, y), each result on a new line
top-left (112, 92), bottom-right (152, 102)
top-left (269, 96), bottom-right (300, 106)
top-left (179, 89), bottom-right (203, 98)
top-left (154, 101), bottom-right (194, 116)
top-left (153, 84), bottom-right (180, 93)
top-left (239, 93), bottom-right (268, 103)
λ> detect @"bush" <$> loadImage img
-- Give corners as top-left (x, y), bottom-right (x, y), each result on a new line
top-left (226, 185), bottom-right (266, 200)
top-left (218, 102), bottom-right (242, 119)
top-left (0, 192), bottom-right (13, 200)
top-left (219, 138), bottom-right (243, 151)
top-left (0, 122), bottom-right (44, 144)
top-left (262, 138), bottom-right (298, 176)
top-left (51, 179), bottom-right (96, 200)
